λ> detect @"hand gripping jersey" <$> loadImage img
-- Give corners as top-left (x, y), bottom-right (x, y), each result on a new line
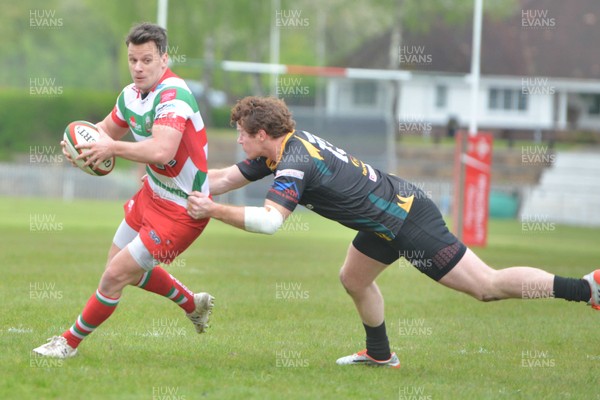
top-left (111, 68), bottom-right (209, 208)
top-left (237, 130), bottom-right (423, 241)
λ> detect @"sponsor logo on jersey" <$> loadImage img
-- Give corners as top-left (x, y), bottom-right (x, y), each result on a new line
top-left (276, 169), bottom-right (305, 180)
top-left (149, 230), bottom-right (162, 244)
top-left (155, 102), bottom-right (175, 115)
top-left (160, 88), bottom-right (177, 103)
top-left (154, 159), bottom-right (177, 170)
top-left (365, 163), bottom-right (378, 182)
top-left (271, 180), bottom-right (300, 203)
top-left (156, 111), bottom-right (178, 121)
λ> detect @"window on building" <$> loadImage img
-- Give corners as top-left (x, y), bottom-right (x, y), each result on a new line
top-left (435, 85), bottom-right (447, 108)
top-left (517, 91), bottom-right (527, 111)
top-left (353, 81), bottom-right (377, 105)
top-left (488, 88), bottom-right (527, 111)
top-left (489, 88), bottom-right (499, 109)
top-left (582, 94), bottom-right (600, 115)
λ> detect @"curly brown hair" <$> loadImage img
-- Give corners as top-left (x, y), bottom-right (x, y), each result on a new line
top-left (230, 96), bottom-right (295, 138)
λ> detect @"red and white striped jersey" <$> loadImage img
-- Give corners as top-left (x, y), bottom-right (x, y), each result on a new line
top-left (111, 68), bottom-right (209, 208)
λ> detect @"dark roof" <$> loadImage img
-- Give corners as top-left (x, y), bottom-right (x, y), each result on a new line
top-left (340, 0), bottom-right (600, 79)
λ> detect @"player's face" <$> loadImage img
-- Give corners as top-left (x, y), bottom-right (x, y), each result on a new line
top-left (127, 42), bottom-right (168, 93)
top-left (236, 123), bottom-right (264, 159)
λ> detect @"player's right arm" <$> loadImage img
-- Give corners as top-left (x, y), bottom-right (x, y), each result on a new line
top-left (186, 193), bottom-right (289, 235)
top-left (208, 165), bottom-right (251, 195)
top-left (209, 157), bottom-right (273, 195)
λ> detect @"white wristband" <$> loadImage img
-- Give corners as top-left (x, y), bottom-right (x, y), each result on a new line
top-left (244, 206), bottom-right (284, 234)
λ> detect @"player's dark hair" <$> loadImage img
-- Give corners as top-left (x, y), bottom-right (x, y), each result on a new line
top-left (230, 96), bottom-right (295, 138)
top-left (125, 22), bottom-right (168, 55)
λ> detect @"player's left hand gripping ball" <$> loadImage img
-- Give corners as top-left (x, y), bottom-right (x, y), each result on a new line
top-left (63, 121), bottom-right (115, 176)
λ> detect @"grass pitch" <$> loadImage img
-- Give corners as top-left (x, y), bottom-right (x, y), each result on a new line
top-left (1, 196), bottom-right (599, 400)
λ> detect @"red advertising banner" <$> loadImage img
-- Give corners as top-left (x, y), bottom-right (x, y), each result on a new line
top-left (453, 131), bottom-right (493, 247)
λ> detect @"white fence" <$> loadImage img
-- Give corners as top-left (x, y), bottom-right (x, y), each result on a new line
top-left (520, 152), bottom-right (600, 227)
top-left (5, 157), bottom-right (598, 228)
top-left (0, 163), bottom-right (139, 201)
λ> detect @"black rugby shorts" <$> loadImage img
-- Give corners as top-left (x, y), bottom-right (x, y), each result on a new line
top-left (352, 197), bottom-right (467, 281)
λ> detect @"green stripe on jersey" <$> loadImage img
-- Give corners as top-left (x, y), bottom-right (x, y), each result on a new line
top-left (117, 90), bottom-right (126, 118)
top-left (153, 86), bottom-right (198, 113)
top-left (368, 193), bottom-right (409, 220)
top-left (146, 167), bottom-right (189, 199)
top-left (352, 218), bottom-right (394, 237)
top-left (192, 171), bottom-right (207, 192)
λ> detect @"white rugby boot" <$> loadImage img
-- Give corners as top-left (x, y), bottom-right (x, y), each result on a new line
top-left (186, 292), bottom-right (215, 333)
top-left (336, 349), bottom-right (400, 368)
top-left (32, 336), bottom-right (77, 359)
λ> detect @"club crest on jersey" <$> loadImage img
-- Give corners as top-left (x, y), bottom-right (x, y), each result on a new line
top-left (129, 115), bottom-right (148, 134)
top-left (144, 114), bottom-right (153, 132)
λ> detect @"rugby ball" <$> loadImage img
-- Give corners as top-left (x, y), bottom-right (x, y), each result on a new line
top-left (63, 121), bottom-right (115, 176)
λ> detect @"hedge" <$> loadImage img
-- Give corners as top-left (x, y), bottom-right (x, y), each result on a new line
top-left (0, 89), bottom-right (115, 158)
top-left (0, 89), bottom-right (232, 160)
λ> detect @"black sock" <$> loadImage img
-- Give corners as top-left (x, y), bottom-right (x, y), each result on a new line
top-left (364, 321), bottom-right (391, 361)
top-left (553, 276), bottom-right (591, 302)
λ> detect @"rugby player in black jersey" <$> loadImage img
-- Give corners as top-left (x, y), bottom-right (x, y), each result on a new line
top-left (187, 96), bottom-right (599, 368)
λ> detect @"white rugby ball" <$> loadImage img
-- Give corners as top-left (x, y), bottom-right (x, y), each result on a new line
top-left (63, 120), bottom-right (115, 176)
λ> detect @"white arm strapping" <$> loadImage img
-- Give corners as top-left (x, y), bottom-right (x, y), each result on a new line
top-left (244, 205), bottom-right (284, 234)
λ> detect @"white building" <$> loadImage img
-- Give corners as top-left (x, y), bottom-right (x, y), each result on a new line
top-left (325, 0), bottom-right (600, 135)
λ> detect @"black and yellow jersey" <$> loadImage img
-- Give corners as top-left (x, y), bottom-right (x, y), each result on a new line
top-left (236, 130), bottom-right (423, 240)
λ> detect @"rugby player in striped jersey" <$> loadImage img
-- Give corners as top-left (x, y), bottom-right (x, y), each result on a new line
top-left (34, 23), bottom-right (214, 358)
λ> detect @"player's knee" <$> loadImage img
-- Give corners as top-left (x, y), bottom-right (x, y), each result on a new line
top-left (339, 267), bottom-right (363, 294)
top-left (339, 267), bottom-right (353, 292)
top-left (474, 292), bottom-right (500, 302)
top-left (469, 275), bottom-right (501, 302)
top-left (99, 266), bottom-right (130, 293)
top-left (101, 254), bottom-right (144, 292)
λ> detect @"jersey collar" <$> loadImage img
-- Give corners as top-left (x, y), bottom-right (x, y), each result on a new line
top-left (266, 130), bottom-right (295, 170)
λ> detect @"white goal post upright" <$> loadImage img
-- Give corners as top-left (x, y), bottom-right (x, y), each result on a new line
top-left (454, 0), bottom-right (491, 245)
top-left (468, 0), bottom-right (483, 138)
top-left (157, 0), bottom-right (168, 29)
